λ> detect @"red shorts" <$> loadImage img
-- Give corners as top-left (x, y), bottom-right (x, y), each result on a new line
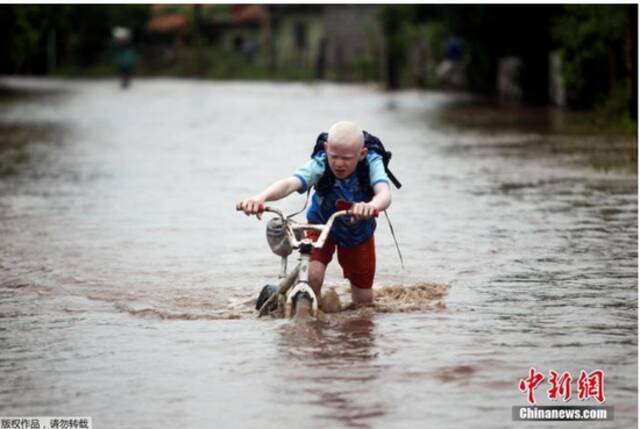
top-left (306, 230), bottom-right (376, 289)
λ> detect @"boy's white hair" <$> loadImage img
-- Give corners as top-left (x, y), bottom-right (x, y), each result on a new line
top-left (328, 121), bottom-right (364, 149)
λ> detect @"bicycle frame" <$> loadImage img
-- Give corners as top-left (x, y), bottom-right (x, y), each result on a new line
top-left (259, 206), bottom-right (350, 319)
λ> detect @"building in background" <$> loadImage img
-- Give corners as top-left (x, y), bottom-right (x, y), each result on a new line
top-left (144, 4), bottom-right (380, 81)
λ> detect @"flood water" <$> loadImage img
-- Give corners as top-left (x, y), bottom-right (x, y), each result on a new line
top-left (0, 78), bottom-right (636, 428)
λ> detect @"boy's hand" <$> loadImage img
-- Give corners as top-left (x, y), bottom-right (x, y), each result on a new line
top-left (350, 202), bottom-right (379, 221)
top-left (235, 197), bottom-right (266, 220)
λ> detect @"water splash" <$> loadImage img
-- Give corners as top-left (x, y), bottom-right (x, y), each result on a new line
top-left (104, 282), bottom-right (450, 321)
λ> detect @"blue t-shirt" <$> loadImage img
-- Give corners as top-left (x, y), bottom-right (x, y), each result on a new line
top-left (293, 152), bottom-right (389, 247)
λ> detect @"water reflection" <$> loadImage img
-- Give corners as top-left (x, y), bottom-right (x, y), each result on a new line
top-left (0, 122), bottom-right (66, 177)
top-left (277, 312), bottom-right (386, 429)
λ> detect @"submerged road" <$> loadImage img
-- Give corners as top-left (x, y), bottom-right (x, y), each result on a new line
top-left (0, 78), bottom-right (636, 428)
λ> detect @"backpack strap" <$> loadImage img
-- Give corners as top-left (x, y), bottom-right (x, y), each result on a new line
top-left (362, 131), bottom-right (402, 189)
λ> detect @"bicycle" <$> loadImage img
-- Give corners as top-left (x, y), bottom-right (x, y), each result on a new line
top-left (240, 204), bottom-right (372, 320)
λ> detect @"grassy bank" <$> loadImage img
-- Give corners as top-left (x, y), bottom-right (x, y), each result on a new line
top-left (438, 98), bottom-right (636, 174)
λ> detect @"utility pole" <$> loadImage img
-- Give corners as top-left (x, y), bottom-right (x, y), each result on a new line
top-left (193, 4), bottom-right (203, 76)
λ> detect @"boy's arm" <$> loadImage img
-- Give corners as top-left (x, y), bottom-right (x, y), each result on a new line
top-left (370, 182), bottom-right (392, 211)
top-left (351, 183), bottom-right (391, 220)
top-left (236, 176), bottom-right (303, 219)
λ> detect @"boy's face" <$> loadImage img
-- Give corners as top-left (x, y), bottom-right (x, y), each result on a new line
top-left (325, 140), bottom-right (367, 179)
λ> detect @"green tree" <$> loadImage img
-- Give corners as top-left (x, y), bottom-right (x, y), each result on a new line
top-left (0, 5), bottom-right (150, 74)
top-left (552, 4), bottom-right (636, 117)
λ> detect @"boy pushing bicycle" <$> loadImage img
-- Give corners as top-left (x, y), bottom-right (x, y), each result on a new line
top-left (236, 121), bottom-right (397, 306)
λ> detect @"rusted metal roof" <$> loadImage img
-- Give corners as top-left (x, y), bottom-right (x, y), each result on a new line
top-left (147, 13), bottom-right (188, 33)
top-left (147, 4), bottom-right (268, 33)
top-left (230, 5), bottom-right (267, 25)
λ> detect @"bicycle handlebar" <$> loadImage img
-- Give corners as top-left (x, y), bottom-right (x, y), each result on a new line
top-left (259, 206), bottom-right (347, 249)
top-left (236, 203), bottom-right (378, 249)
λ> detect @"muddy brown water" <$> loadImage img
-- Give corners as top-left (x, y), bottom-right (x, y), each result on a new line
top-left (0, 78), bottom-right (636, 428)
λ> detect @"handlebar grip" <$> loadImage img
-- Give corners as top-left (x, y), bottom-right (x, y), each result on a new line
top-left (235, 203), bottom-right (265, 214)
top-left (345, 208), bottom-right (379, 218)
top-left (337, 200), bottom-right (378, 218)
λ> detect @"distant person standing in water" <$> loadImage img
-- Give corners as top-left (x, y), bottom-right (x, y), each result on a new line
top-left (112, 27), bottom-right (136, 89)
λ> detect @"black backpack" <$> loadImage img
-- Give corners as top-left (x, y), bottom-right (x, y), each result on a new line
top-left (311, 131), bottom-right (402, 198)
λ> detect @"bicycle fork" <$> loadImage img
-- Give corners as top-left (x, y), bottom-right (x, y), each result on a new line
top-left (284, 244), bottom-right (319, 319)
